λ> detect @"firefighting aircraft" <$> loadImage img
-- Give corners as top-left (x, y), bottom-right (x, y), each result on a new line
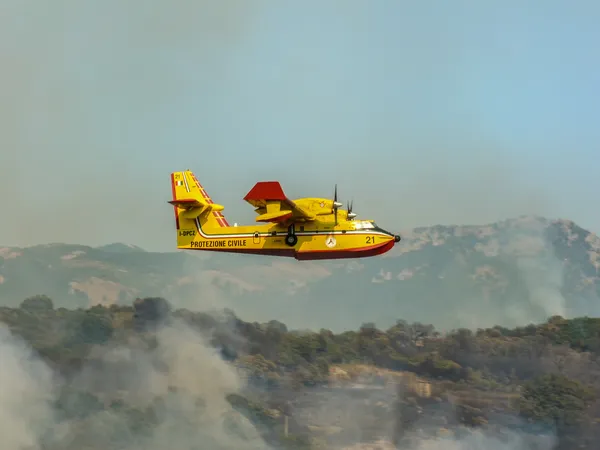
top-left (168, 170), bottom-right (401, 260)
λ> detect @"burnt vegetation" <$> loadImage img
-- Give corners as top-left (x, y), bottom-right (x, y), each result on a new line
top-left (3, 295), bottom-right (600, 448)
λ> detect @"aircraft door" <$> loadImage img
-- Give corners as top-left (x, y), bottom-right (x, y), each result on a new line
top-left (253, 232), bottom-right (260, 244)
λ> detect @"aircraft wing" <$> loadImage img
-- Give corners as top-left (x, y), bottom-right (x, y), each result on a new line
top-left (243, 181), bottom-right (315, 223)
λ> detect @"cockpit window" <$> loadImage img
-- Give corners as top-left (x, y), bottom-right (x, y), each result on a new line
top-left (354, 220), bottom-right (375, 230)
top-left (373, 223), bottom-right (393, 236)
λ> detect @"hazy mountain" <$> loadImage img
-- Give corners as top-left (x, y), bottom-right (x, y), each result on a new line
top-left (1, 215), bottom-right (599, 332)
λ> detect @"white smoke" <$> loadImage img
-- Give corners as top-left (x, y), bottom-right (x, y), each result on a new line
top-left (0, 320), bottom-right (271, 450)
top-left (410, 429), bottom-right (555, 450)
top-left (0, 325), bottom-right (55, 450)
top-left (509, 219), bottom-right (568, 323)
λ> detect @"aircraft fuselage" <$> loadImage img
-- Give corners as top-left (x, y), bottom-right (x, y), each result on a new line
top-left (178, 218), bottom-right (399, 260)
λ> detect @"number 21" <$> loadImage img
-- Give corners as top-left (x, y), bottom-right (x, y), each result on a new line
top-left (366, 236), bottom-right (374, 244)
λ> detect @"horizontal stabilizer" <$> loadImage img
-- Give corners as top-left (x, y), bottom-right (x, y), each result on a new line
top-left (170, 170), bottom-right (230, 231)
top-left (168, 198), bottom-right (202, 209)
top-left (169, 199), bottom-right (224, 211)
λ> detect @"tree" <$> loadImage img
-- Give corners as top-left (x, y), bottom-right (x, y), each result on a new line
top-left (20, 295), bottom-right (53, 312)
top-left (77, 312), bottom-right (114, 345)
top-left (61, 310), bottom-right (114, 347)
top-left (133, 297), bottom-right (171, 330)
top-left (518, 373), bottom-right (595, 430)
top-left (237, 354), bottom-right (278, 384)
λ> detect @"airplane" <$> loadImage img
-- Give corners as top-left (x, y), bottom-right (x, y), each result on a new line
top-left (168, 169), bottom-right (401, 261)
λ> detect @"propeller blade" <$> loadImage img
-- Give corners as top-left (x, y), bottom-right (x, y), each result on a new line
top-left (333, 185), bottom-right (342, 208)
top-left (331, 183), bottom-right (342, 225)
top-left (331, 184), bottom-right (338, 212)
top-left (347, 199), bottom-right (356, 219)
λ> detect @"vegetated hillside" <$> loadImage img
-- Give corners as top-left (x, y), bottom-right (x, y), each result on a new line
top-left (1, 295), bottom-right (600, 449)
top-left (1, 215), bottom-right (599, 331)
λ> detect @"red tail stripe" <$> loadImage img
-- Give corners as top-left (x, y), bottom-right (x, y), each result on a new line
top-left (190, 172), bottom-right (229, 227)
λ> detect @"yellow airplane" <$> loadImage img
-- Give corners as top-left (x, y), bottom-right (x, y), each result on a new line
top-left (168, 170), bottom-right (401, 260)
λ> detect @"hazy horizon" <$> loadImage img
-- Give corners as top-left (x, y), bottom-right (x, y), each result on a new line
top-left (2, 1), bottom-right (599, 252)
top-left (0, 213), bottom-right (573, 252)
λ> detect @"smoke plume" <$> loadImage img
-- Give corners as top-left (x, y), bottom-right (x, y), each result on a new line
top-left (0, 325), bottom-right (55, 449)
top-left (0, 320), bottom-right (271, 450)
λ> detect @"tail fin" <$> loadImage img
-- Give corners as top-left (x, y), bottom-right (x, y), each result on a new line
top-left (169, 170), bottom-right (229, 245)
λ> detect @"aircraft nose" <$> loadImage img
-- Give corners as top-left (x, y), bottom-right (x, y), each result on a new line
top-left (394, 235), bottom-right (401, 243)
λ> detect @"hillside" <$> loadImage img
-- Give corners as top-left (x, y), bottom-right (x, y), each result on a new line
top-left (1, 216), bottom-right (599, 331)
top-left (1, 297), bottom-right (599, 449)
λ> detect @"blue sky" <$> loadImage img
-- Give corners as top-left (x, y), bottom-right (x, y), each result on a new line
top-left (1, 1), bottom-right (599, 250)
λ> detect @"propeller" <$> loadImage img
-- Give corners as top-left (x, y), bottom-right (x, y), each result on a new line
top-left (331, 184), bottom-right (343, 225)
top-left (347, 199), bottom-right (357, 219)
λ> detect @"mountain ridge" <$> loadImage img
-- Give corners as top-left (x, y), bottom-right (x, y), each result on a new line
top-left (1, 215), bottom-right (599, 332)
